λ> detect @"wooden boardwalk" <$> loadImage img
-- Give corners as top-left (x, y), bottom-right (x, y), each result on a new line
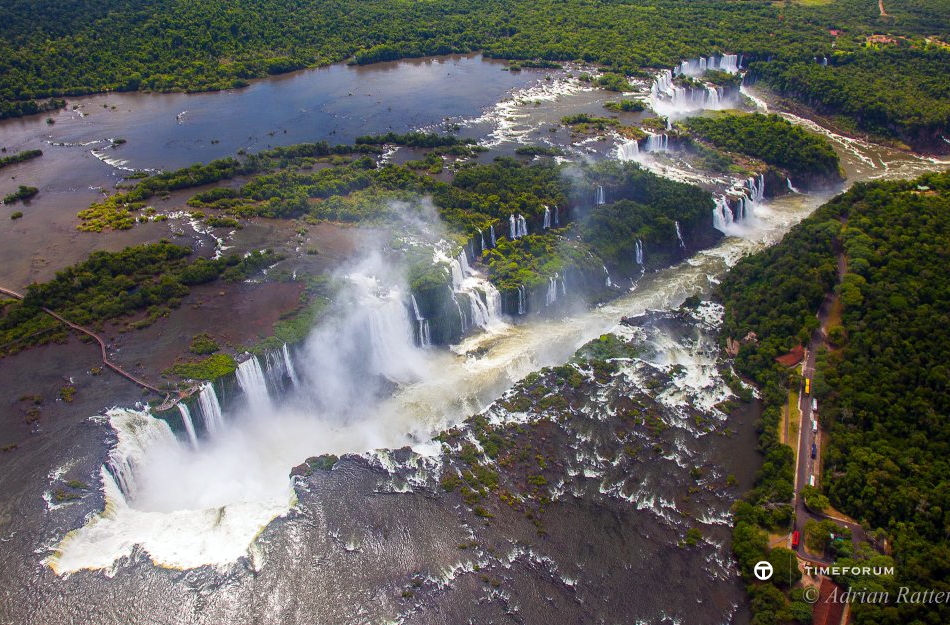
top-left (1, 284), bottom-right (177, 405)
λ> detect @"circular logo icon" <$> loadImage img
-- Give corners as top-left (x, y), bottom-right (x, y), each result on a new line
top-left (754, 560), bottom-right (774, 581)
top-left (803, 586), bottom-right (821, 604)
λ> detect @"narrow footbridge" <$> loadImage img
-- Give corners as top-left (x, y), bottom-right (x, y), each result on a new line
top-left (0, 284), bottom-right (185, 406)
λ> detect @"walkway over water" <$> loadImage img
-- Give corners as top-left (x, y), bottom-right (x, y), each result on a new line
top-left (0, 284), bottom-right (185, 406)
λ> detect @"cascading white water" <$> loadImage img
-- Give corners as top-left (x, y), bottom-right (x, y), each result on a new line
top-left (546, 274), bottom-right (559, 306)
top-left (596, 185), bottom-right (606, 205)
top-left (282, 344), bottom-right (300, 387)
top-left (675, 221), bottom-right (686, 249)
top-left (644, 134), bottom-right (669, 153)
top-left (649, 65), bottom-right (738, 116)
top-left (479, 228), bottom-right (486, 251)
top-left (543, 206), bottom-right (551, 229)
top-left (553, 206), bottom-right (560, 227)
top-left (410, 294), bottom-right (431, 348)
top-left (196, 383), bottom-right (223, 435)
top-left (236, 356), bottom-right (272, 415)
top-left (712, 196), bottom-right (735, 233)
top-left (517, 285), bottom-right (526, 315)
top-left (616, 139), bottom-right (640, 161)
top-left (635, 239), bottom-right (644, 265)
top-left (106, 409), bottom-right (179, 503)
top-left (786, 177), bottom-right (800, 194)
top-left (674, 54), bottom-right (739, 77)
top-left (603, 265), bottom-right (612, 288)
top-left (176, 404), bottom-right (199, 449)
top-left (747, 174), bottom-right (765, 203)
top-left (490, 224), bottom-right (496, 246)
top-left (264, 349), bottom-right (291, 395)
top-left (439, 246), bottom-right (504, 332)
top-left (508, 214), bottom-right (528, 239)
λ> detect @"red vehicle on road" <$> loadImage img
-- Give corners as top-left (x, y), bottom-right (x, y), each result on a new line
top-left (792, 530), bottom-right (801, 547)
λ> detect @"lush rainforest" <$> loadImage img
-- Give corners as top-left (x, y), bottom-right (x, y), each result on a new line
top-left (720, 171), bottom-right (950, 625)
top-left (682, 112), bottom-right (842, 183)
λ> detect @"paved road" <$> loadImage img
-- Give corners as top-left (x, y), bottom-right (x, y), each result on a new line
top-left (791, 256), bottom-right (869, 560)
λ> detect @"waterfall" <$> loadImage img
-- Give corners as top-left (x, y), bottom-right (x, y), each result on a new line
top-left (177, 404), bottom-right (199, 449)
top-left (675, 54), bottom-right (739, 77)
top-left (264, 349), bottom-right (289, 394)
top-left (449, 254), bottom-right (464, 290)
top-left (479, 228), bottom-right (486, 251)
top-left (650, 65), bottom-right (737, 116)
top-left (786, 177), bottom-right (800, 194)
top-left (457, 250), bottom-right (471, 276)
top-left (603, 265), bottom-right (612, 288)
top-left (450, 286), bottom-right (467, 333)
top-left (553, 206), bottom-right (559, 227)
top-left (440, 246), bottom-right (503, 332)
top-left (282, 344), bottom-right (300, 387)
top-left (517, 285), bottom-right (526, 315)
top-left (596, 185), bottom-right (605, 205)
top-left (490, 225), bottom-right (496, 246)
top-left (107, 409), bottom-right (179, 501)
top-left (712, 195), bottom-right (734, 232)
top-left (675, 221), bottom-right (686, 249)
top-left (509, 214), bottom-right (516, 240)
top-left (543, 206), bottom-right (551, 229)
top-left (196, 383), bottom-right (223, 434)
top-left (635, 239), bottom-right (644, 265)
top-left (236, 356), bottom-right (272, 414)
top-left (517, 215), bottom-right (528, 238)
top-left (366, 288), bottom-right (420, 380)
top-left (410, 294), bottom-right (431, 348)
top-left (616, 139), bottom-right (640, 161)
top-left (546, 274), bottom-right (559, 306)
top-left (644, 133), bottom-right (669, 153)
top-left (747, 174), bottom-right (765, 203)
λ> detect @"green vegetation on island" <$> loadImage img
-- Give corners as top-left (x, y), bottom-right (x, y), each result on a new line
top-left (0, 149), bottom-right (42, 170)
top-left (2, 185), bottom-right (38, 204)
top-left (682, 112), bottom-right (842, 184)
top-left (0, 242), bottom-right (281, 356)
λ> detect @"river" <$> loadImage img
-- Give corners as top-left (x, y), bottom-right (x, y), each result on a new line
top-left (0, 55), bottom-right (947, 625)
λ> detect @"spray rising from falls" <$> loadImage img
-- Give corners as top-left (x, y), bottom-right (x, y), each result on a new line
top-left (712, 174), bottom-right (767, 233)
top-left (649, 62), bottom-right (740, 117)
top-left (441, 247), bottom-right (504, 333)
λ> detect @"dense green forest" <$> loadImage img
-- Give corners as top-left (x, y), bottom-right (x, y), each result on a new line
top-left (749, 47), bottom-right (950, 149)
top-left (682, 112), bottom-right (843, 183)
top-left (720, 171), bottom-right (950, 624)
top-left (3, 0), bottom-right (950, 140)
top-left (0, 242), bottom-right (279, 356)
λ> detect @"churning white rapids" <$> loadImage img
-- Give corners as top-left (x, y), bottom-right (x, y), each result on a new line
top-left (46, 95), bottom-right (945, 576)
